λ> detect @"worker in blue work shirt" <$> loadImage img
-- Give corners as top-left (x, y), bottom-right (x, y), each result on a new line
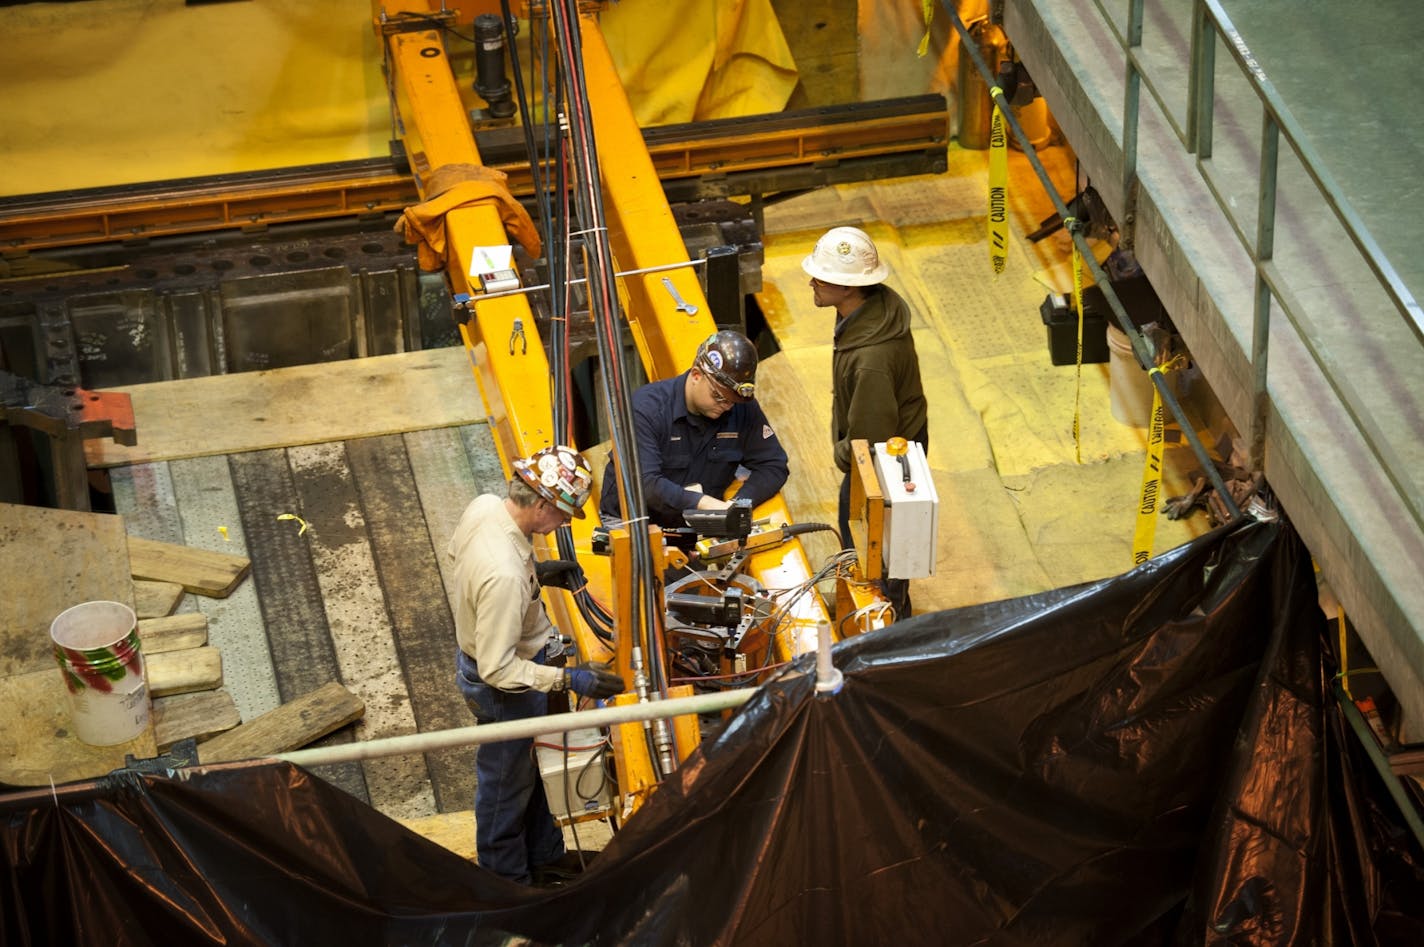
top-left (600, 329), bottom-right (789, 530)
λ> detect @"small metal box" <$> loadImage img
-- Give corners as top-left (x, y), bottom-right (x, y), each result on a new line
top-left (872, 441), bottom-right (939, 579)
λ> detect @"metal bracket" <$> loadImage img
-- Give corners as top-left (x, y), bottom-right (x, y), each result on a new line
top-left (1, 370), bottom-right (137, 510)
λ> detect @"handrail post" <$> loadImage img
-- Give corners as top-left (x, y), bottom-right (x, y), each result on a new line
top-left (1247, 116), bottom-right (1280, 474)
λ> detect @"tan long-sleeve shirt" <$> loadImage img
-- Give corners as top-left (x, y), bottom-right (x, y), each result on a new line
top-left (446, 493), bottom-right (563, 692)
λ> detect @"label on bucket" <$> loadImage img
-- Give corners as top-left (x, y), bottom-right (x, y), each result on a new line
top-left (50, 600), bottom-right (151, 746)
top-left (67, 677), bottom-right (151, 746)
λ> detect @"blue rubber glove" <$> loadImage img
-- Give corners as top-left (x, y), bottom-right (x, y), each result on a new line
top-left (565, 661), bottom-right (624, 699)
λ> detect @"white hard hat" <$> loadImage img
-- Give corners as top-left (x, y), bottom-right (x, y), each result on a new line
top-left (801, 226), bottom-right (888, 286)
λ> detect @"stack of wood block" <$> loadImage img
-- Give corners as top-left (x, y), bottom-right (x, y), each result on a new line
top-left (128, 535), bottom-right (366, 764)
top-left (127, 536), bottom-right (247, 751)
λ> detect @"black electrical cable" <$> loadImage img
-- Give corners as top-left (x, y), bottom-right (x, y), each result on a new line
top-left (502, 0), bottom-right (616, 643)
top-left (548, 0), bottom-right (669, 773)
top-left (500, 0), bottom-right (552, 231)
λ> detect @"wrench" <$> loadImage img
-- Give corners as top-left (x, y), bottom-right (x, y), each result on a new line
top-left (661, 276), bottom-right (699, 315)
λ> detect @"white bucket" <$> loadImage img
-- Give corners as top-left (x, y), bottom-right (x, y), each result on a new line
top-left (50, 600), bottom-right (151, 746)
top-left (1105, 324), bottom-right (1155, 427)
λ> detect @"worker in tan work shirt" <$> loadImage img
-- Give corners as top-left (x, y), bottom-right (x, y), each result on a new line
top-left (447, 444), bottom-right (623, 885)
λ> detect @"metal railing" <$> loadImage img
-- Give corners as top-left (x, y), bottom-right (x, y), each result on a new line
top-left (1088, 0), bottom-right (1423, 531)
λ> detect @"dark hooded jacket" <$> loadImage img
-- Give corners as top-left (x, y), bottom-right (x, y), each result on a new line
top-left (832, 285), bottom-right (928, 471)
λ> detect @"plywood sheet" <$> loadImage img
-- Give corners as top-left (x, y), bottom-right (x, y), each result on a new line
top-left (86, 346), bottom-right (485, 467)
top-left (0, 503), bottom-right (133, 677)
top-left (0, 666), bottom-right (157, 787)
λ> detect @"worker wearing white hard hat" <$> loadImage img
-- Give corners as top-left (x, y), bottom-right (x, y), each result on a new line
top-left (803, 226), bottom-right (928, 619)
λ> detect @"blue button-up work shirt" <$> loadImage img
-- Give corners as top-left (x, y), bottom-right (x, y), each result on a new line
top-left (600, 371), bottom-right (789, 529)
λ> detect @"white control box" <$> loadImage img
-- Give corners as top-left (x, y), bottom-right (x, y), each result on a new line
top-left (872, 441), bottom-right (938, 578)
top-left (535, 727), bottom-right (613, 822)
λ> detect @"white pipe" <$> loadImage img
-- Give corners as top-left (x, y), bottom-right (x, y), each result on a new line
top-left (815, 620), bottom-right (844, 694)
top-left (272, 688), bottom-right (757, 769)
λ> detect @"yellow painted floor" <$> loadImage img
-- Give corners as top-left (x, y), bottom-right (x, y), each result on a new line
top-left (754, 142), bottom-right (1212, 613)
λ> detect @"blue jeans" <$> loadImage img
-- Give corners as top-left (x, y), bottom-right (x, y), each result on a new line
top-left (456, 648), bottom-right (564, 883)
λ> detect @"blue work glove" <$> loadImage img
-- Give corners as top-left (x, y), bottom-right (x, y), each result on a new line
top-left (536, 559), bottom-right (583, 591)
top-left (565, 661), bottom-right (624, 699)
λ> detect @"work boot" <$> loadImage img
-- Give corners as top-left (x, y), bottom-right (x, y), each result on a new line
top-left (531, 849), bottom-right (594, 885)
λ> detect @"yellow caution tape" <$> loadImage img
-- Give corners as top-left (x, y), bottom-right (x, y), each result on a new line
top-left (988, 91), bottom-right (1008, 275)
top-left (1338, 609), bottom-right (1351, 699)
top-left (1131, 366), bottom-right (1168, 565)
top-left (917, 0), bottom-right (934, 57)
top-left (1070, 234), bottom-right (1085, 464)
top-left (277, 512), bottom-right (311, 536)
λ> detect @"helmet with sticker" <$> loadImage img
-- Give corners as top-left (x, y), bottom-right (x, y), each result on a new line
top-left (801, 226), bottom-right (888, 286)
top-left (512, 445), bottom-right (593, 518)
top-left (692, 330), bottom-right (758, 402)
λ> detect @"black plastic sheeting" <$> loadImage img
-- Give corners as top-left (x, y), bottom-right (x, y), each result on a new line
top-left (4, 516), bottom-right (1422, 945)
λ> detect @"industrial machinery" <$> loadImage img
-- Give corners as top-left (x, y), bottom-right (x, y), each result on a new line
top-left (371, 0), bottom-right (910, 812)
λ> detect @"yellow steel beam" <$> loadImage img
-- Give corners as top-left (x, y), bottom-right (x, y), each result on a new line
top-left (378, 5), bottom-right (483, 187)
top-left (379, 3), bottom-right (608, 661)
top-left (577, 12), bottom-right (706, 379)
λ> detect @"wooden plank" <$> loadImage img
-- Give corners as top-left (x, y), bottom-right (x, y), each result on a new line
top-left (228, 448), bottom-right (369, 802)
top-left (0, 502), bottom-right (133, 676)
top-left (347, 433), bottom-right (475, 813)
top-left (86, 346), bottom-right (483, 468)
top-left (127, 535), bottom-right (251, 598)
top-left (0, 666), bottom-right (158, 787)
top-left (288, 441), bottom-right (435, 821)
top-left (137, 612), bottom-right (209, 654)
top-left (197, 680), bottom-right (364, 764)
top-left (152, 689), bottom-right (242, 751)
top-left (132, 579), bottom-right (184, 618)
top-left (147, 646), bottom-right (223, 697)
